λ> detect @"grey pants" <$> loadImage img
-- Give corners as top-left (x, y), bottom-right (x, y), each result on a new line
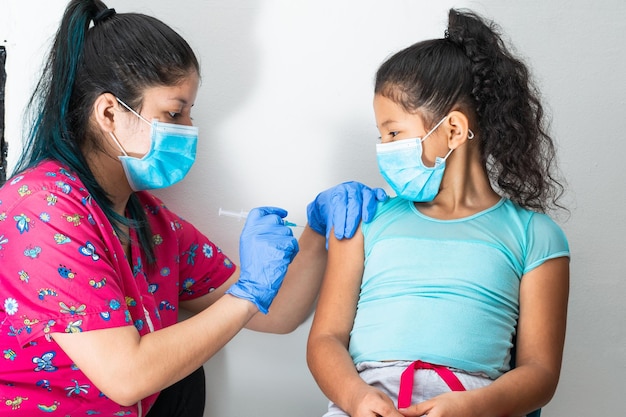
top-left (322, 361), bottom-right (492, 416)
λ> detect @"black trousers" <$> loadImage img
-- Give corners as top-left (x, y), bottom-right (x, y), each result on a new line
top-left (146, 366), bottom-right (206, 417)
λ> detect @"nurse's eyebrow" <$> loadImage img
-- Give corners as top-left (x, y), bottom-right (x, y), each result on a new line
top-left (168, 98), bottom-right (191, 106)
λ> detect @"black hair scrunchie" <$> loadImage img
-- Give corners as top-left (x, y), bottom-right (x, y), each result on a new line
top-left (93, 8), bottom-right (116, 26)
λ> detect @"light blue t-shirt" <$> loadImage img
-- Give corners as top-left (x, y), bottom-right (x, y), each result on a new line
top-left (350, 197), bottom-right (569, 379)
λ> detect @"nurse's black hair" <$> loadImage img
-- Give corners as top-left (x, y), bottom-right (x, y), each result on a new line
top-left (12, 0), bottom-right (200, 262)
top-left (375, 8), bottom-right (564, 213)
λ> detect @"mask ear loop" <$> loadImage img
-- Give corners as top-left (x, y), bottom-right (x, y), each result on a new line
top-left (111, 97), bottom-right (154, 157)
top-left (442, 128), bottom-right (474, 162)
top-left (441, 147), bottom-right (454, 161)
top-left (115, 97), bottom-right (152, 127)
top-left (424, 115), bottom-right (453, 163)
top-left (420, 116), bottom-right (449, 143)
top-left (108, 132), bottom-right (129, 156)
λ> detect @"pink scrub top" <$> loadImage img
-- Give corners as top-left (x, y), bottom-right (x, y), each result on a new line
top-left (0, 160), bottom-right (235, 416)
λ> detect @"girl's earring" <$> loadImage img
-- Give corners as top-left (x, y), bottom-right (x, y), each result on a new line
top-left (467, 129), bottom-right (475, 140)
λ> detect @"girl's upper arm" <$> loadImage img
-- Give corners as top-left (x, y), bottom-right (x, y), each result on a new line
top-left (516, 256), bottom-right (570, 376)
top-left (309, 230), bottom-right (365, 345)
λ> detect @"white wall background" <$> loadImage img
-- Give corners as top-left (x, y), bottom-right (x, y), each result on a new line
top-left (2, 1), bottom-right (625, 416)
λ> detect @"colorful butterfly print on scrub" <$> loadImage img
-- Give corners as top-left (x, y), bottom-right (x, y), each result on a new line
top-left (13, 213), bottom-right (31, 234)
top-left (32, 351), bottom-right (58, 372)
top-left (78, 241), bottom-right (100, 261)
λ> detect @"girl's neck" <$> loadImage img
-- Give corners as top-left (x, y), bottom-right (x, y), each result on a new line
top-left (416, 149), bottom-right (500, 220)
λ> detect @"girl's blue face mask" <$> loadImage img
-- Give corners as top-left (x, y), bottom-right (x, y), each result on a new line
top-left (376, 116), bottom-right (451, 202)
top-left (110, 98), bottom-right (198, 191)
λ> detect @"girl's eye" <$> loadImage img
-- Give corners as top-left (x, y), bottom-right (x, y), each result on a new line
top-left (377, 131), bottom-right (400, 144)
top-left (168, 111), bottom-right (180, 119)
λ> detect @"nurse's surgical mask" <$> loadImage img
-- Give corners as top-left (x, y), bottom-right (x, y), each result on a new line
top-left (109, 98), bottom-right (198, 191)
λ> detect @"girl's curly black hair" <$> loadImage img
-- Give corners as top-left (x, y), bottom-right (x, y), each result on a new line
top-left (375, 8), bottom-right (565, 213)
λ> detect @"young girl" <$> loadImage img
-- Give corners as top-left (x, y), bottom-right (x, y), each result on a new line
top-left (307, 8), bottom-right (570, 417)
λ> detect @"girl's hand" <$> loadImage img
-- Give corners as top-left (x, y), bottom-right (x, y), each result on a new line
top-left (399, 391), bottom-right (480, 417)
top-left (347, 385), bottom-right (405, 417)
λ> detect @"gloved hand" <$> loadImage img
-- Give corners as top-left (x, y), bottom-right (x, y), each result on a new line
top-left (307, 181), bottom-right (388, 246)
top-left (225, 207), bottom-right (299, 314)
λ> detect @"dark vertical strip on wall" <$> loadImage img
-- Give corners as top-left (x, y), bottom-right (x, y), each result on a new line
top-left (0, 46), bottom-right (7, 185)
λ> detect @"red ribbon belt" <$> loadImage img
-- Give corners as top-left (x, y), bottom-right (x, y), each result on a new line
top-left (397, 360), bottom-right (466, 409)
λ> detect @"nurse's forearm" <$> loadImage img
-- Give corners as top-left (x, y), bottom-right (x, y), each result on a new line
top-left (245, 225), bottom-right (327, 333)
top-left (52, 294), bottom-right (258, 406)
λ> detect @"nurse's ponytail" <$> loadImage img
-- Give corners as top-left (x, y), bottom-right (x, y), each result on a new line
top-left (18, 0), bottom-right (102, 174)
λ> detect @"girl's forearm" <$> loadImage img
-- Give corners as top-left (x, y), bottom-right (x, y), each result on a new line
top-left (468, 364), bottom-right (561, 417)
top-left (307, 335), bottom-right (367, 413)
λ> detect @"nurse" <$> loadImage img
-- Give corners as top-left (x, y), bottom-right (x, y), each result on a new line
top-left (0, 1), bottom-right (385, 416)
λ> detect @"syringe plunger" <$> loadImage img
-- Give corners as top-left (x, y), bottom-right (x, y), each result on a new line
top-left (218, 208), bottom-right (249, 221)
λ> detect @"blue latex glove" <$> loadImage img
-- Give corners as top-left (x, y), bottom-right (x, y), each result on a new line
top-left (225, 207), bottom-right (299, 314)
top-left (307, 181), bottom-right (388, 246)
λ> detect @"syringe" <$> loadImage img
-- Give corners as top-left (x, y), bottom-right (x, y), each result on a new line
top-left (218, 208), bottom-right (302, 228)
